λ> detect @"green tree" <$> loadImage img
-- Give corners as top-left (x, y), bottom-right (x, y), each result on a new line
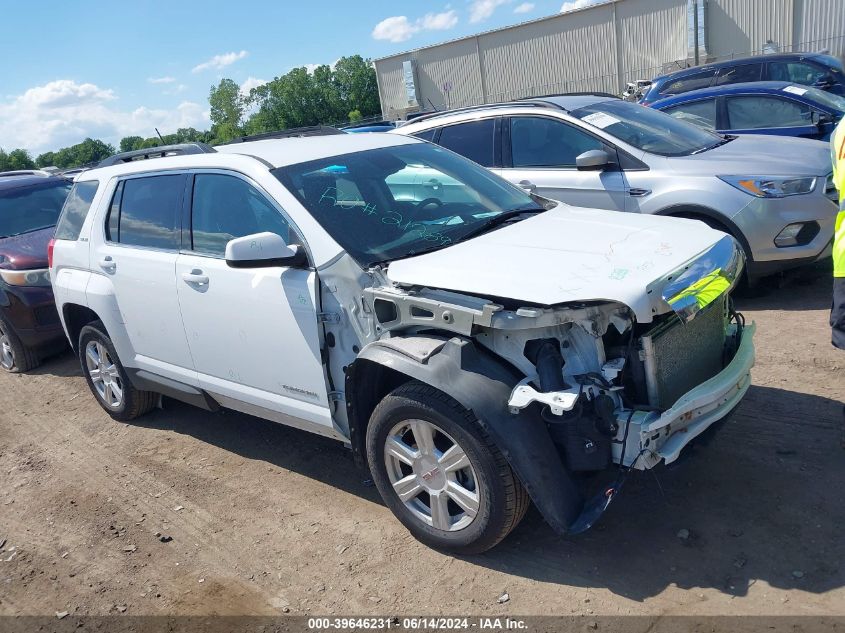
top-left (36, 151), bottom-right (56, 168)
top-left (208, 78), bottom-right (244, 142)
top-left (333, 55), bottom-right (380, 118)
top-left (119, 136), bottom-right (144, 152)
top-left (5, 149), bottom-right (37, 170)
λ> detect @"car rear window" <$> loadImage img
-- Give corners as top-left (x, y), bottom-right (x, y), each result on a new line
top-left (54, 181), bottom-right (99, 241)
top-left (0, 179), bottom-right (72, 239)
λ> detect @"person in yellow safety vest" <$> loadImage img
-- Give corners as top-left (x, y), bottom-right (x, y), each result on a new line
top-left (831, 117), bottom-right (845, 351)
top-left (831, 117), bottom-right (845, 449)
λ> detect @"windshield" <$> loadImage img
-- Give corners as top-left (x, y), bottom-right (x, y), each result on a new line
top-left (571, 100), bottom-right (724, 156)
top-left (0, 180), bottom-right (72, 238)
top-left (273, 142), bottom-right (542, 266)
top-left (801, 85), bottom-right (845, 112)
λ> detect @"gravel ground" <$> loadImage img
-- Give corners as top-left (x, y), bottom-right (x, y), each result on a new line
top-left (1, 268), bottom-right (843, 618)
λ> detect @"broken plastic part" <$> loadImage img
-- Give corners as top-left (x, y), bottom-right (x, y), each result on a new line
top-left (601, 357), bottom-right (626, 382)
top-left (508, 378), bottom-right (580, 416)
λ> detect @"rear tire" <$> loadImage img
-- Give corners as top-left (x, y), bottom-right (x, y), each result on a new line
top-left (78, 321), bottom-right (157, 421)
top-left (0, 315), bottom-right (40, 373)
top-left (366, 381), bottom-right (529, 554)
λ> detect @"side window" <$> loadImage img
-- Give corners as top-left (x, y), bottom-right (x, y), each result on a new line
top-left (726, 95), bottom-right (811, 129)
top-left (107, 175), bottom-right (182, 249)
top-left (769, 61), bottom-right (827, 85)
top-left (437, 119), bottom-right (496, 167)
top-left (412, 128), bottom-right (437, 142)
top-left (54, 181), bottom-right (98, 240)
top-left (190, 174), bottom-right (295, 257)
top-left (661, 70), bottom-right (715, 96)
top-left (663, 99), bottom-right (717, 130)
top-left (715, 63), bottom-right (763, 86)
top-left (510, 117), bottom-right (603, 168)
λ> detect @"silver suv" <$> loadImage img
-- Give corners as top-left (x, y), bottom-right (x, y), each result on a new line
top-left (393, 95), bottom-right (838, 280)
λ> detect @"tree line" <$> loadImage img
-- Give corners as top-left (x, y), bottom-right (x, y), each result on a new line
top-left (0, 55), bottom-right (381, 172)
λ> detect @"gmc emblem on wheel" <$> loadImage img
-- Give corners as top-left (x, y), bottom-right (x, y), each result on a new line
top-left (421, 467), bottom-right (440, 481)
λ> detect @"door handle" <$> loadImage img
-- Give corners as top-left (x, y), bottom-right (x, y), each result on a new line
top-left (627, 188), bottom-right (651, 197)
top-left (99, 256), bottom-right (116, 273)
top-left (518, 180), bottom-right (537, 193)
top-left (181, 270), bottom-right (209, 286)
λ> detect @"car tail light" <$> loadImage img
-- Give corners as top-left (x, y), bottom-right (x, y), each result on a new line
top-left (48, 238), bottom-right (56, 269)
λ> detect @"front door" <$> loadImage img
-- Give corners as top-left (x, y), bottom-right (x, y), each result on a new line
top-left (496, 115), bottom-right (628, 211)
top-left (174, 172), bottom-right (334, 434)
top-left (93, 173), bottom-right (198, 386)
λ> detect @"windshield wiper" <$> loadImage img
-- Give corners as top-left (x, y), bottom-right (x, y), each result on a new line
top-left (691, 135), bottom-right (735, 155)
top-left (453, 206), bottom-right (545, 243)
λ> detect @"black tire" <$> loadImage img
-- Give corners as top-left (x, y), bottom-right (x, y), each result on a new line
top-left (366, 381), bottom-right (529, 554)
top-left (78, 321), bottom-right (157, 421)
top-left (0, 315), bottom-right (40, 373)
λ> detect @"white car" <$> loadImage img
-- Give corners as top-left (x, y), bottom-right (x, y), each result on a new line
top-left (49, 134), bottom-right (754, 553)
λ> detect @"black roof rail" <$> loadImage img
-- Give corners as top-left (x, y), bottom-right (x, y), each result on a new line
top-left (223, 126), bottom-right (344, 144)
top-left (97, 143), bottom-right (217, 168)
top-left (521, 91), bottom-right (621, 101)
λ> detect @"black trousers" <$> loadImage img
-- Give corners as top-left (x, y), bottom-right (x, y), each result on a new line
top-left (834, 277), bottom-right (845, 350)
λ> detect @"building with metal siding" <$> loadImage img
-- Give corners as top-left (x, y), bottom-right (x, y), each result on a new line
top-left (374, 0), bottom-right (845, 119)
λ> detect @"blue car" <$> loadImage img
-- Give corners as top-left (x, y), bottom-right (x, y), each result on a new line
top-left (640, 52), bottom-right (845, 105)
top-left (650, 81), bottom-right (845, 141)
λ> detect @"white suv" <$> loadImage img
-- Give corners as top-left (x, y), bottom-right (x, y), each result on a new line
top-left (50, 134), bottom-right (754, 553)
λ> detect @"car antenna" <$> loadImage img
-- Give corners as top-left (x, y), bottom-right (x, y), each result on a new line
top-left (155, 128), bottom-right (165, 143)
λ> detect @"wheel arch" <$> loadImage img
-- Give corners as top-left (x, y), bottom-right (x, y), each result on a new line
top-left (656, 204), bottom-right (753, 261)
top-left (346, 334), bottom-right (584, 535)
top-left (62, 303), bottom-right (102, 352)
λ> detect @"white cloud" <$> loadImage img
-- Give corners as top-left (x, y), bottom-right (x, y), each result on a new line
top-left (191, 50), bottom-right (249, 73)
top-left (372, 10), bottom-right (459, 42)
top-left (240, 76), bottom-right (268, 96)
top-left (560, 0), bottom-right (602, 13)
top-left (421, 10), bottom-right (459, 30)
top-left (469, 0), bottom-right (508, 23)
top-left (148, 76), bottom-right (176, 84)
top-left (0, 79), bottom-right (209, 155)
top-left (514, 2), bottom-right (535, 13)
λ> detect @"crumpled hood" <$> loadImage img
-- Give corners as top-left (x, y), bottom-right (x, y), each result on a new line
top-left (670, 134), bottom-right (831, 177)
top-left (386, 205), bottom-right (730, 322)
top-left (0, 226), bottom-right (53, 270)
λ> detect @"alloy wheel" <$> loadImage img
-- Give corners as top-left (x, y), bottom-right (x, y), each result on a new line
top-left (85, 340), bottom-right (124, 409)
top-left (384, 419), bottom-right (480, 532)
top-left (0, 323), bottom-right (13, 371)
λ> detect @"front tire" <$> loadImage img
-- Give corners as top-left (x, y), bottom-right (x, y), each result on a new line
top-left (0, 315), bottom-right (40, 373)
top-left (366, 381), bottom-right (529, 554)
top-left (78, 321), bottom-right (157, 421)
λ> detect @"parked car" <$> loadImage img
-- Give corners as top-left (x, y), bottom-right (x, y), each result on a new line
top-left (0, 172), bottom-right (73, 372)
top-left (342, 121), bottom-right (398, 134)
top-left (640, 52), bottom-right (845, 105)
top-left (391, 95), bottom-right (838, 280)
top-left (50, 137), bottom-right (754, 553)
top-left (651, 81), bottom-right (845, 140)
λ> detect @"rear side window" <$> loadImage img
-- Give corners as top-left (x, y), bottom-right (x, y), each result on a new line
top-left (106, 175), bottom-right (182, 249)
top-left (55, 181), bottom-right (98, 240)
top-left (509, 116), bottom-right (604, 167)
top-left (769, 61), bottom-right (827, 85)
top-left (663, 99), bottom-right (718, 130)
top-left (661, 70), bottom-right (715, 96)
top-left (190, 174), bottom-right (295, 257)
top-left (437, 119), bottom-right (496, 167)
top-left (412, 128), bottom-right (437, 142)
top-left (715, 62), bottom-right (763, 86)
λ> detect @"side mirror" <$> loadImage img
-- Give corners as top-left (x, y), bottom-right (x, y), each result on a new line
top-left (576, 149), bottom-right (610, 171)
top-left (813, 74), bottom-right (834, 89)
top-left (811, 110), bottom-right (834, 127)
top-left (225, 232), bottom-right (306, 269)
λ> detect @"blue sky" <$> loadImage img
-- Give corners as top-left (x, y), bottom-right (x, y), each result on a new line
top-left (1, 0), bottom-right (597, 155)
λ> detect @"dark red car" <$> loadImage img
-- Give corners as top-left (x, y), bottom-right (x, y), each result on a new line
top-left (0, 172), bottom-right (72, 372)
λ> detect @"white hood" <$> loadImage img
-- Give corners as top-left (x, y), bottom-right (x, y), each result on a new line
top-left (386, 205), bottom-right (730, 322)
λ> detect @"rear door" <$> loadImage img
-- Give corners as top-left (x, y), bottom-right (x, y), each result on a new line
top-left (497, 115), bottom-right (628, 210)
top-left (92, 173), bottom-right (198, 385)
top-left (174, 171), bottom-right (334, 434)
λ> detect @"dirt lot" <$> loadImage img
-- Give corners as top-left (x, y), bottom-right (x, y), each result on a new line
top-left (1, 267), bottom-right (843, 618)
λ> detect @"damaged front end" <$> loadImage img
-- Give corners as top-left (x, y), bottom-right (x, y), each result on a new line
top-left (353, 235), bottom-right (753, 534)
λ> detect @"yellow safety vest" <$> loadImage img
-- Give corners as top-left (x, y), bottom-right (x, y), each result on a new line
top-left (832, 119), bottom-right (845, 278)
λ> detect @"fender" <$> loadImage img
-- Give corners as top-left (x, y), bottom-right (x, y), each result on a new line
top-left (348, 335), bottom-right (584, 535)
top-left (655, 204), bottom-right (753, 262)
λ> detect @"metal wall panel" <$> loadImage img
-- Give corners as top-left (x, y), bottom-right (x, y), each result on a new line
top-left (478, 3), bottom-right (617, 102)
top-left (415, 38), bottom-right (484, 110)
top-left (707, 0), bottom-right (793, 59)
top-left (376, 56), bottom-right (412, 117)
top-left (795, 0), bottom-right (845, 57)
top-left (616, 0), bottom-right (687, 83)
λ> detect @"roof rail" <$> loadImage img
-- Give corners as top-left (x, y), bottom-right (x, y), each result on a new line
top-left (223, 126), bottom-right (344, 144)
top-left (97, 143), bottom-right (216, 168)
top-left (0, 169), bottom-right (55, 178)
top-left (401, 101), bottom-right (559, 126)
